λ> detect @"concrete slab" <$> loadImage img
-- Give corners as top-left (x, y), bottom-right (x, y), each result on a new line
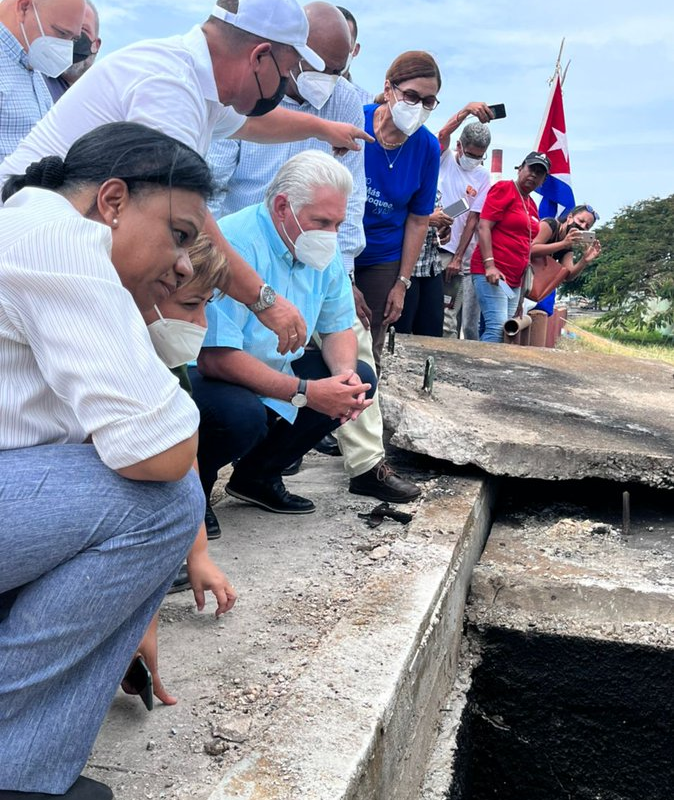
top-left (378, 336), bottom-right (674, 489)
top-left (85, 453), bottom-right (495, 800)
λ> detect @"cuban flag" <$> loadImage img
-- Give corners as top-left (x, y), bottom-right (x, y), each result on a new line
top-left (533, 71), bottom-right (575, 219)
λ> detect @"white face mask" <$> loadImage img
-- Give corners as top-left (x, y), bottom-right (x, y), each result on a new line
top-left (389, 98), bottom-right (431, 137)
top-left (458, 152), bottom-right (484, 172)
top-left (147, 306), bottom-right (207, 368)
top-left (294, 66), bottom-right (339, 110)
top-left (283, 203), bottom-right (337, 272)
top-left (20, 4), bottom-right (74, 78)
top-left (341, 50), bottom-right (355, 75)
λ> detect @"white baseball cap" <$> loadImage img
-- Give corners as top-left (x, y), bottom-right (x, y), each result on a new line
top-left (210, 0), bottom-right (325, 71)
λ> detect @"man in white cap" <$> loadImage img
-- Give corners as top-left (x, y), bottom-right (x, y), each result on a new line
top-left (0, 0), bottom-right (371, 355)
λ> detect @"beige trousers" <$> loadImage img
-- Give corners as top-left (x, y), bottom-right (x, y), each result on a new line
top-left (315, 316), bottom-right (386, 478)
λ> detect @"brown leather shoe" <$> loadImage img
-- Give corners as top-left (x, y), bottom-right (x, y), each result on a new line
top-left (349, 459), bottom-right (421, 503)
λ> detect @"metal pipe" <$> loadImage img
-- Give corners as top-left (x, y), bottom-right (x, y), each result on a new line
top-left (503, 314), bottom-right (532, 338)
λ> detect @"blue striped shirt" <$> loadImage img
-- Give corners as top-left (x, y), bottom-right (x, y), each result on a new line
top-left (0, 24), bottom-right (52, 161)
top-left (204, 203), bottom-right (356, 423)
top-left (207, 78), bottom-right (366, 274)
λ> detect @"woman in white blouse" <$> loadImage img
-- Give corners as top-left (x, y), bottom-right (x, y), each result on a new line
top-left (0, 122), bottom-right (214, 800)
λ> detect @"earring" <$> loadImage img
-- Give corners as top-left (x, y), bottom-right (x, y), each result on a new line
top-left (112, 218), bottom-right (118, 227)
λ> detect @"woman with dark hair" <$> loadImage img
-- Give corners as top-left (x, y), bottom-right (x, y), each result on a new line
top-left (354, 51), bottom-right (441, 372)
top-left (0, 122), bottom-right (213, 800)
top-left (529, 203), bottom-right (603, 313)
top-left (471, 151), bottom-right (550, 343)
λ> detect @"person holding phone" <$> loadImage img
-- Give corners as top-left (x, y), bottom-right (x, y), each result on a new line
top-left (529, 203), bottom-right (602, 314)
top-left (354, 51), bottom-right (441, 370)
top-left (471, 151), bottom-right (550, 343)
top-left (436, 120), bottom-right (493, 340)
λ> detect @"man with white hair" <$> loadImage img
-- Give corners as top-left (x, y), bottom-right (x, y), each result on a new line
top-left (0, 0), bottom-right (85, 159)
top-left (43, 0), bottom-right (99, 101)
top-left (190, 150), bottom-right (377, 515)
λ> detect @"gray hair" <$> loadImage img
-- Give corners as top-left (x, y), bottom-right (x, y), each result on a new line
top-left (460, 122), bottom-right (491, 150)
top-left (86, 1), bottom-right (100, 37)
top-left (265, 150), bottom-right (353, 213)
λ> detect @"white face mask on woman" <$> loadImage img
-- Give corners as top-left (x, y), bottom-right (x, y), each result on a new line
top-left (294, 65), bottom-right (339, 110)
top-left (389, 98), bottom-right (430, 137)
top-left (147, 306), bottom-right (207, 368)
top-left (20, 4), bottom-right (74, 78)
top-left (282, 203), bottom-right (338, 272)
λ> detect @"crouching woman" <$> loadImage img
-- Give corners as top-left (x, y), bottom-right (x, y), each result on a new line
top-left (0, 122), bottom-right (214, 800)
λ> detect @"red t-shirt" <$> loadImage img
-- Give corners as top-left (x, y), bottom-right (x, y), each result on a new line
top-left (471, 180), bottom-right (540, 288)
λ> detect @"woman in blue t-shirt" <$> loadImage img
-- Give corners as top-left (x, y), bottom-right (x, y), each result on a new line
top-left (354, 51), bottom-right (441, 373)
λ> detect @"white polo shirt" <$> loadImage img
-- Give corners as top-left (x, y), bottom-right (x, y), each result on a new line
top-left (0, 25), bottom-right (246, 188)
top-left (0, 188), bottom-right (200, 470)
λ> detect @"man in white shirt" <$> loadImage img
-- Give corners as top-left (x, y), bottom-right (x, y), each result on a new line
top-left (437, 119), bottom-right (492, 339)
top-left (206, 1), bottom-right (420, 504)
top-left (0, 0), bottom-right (371, 353)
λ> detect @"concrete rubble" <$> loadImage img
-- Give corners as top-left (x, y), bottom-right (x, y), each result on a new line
top-left (379, 336), bottom-right (674, 489)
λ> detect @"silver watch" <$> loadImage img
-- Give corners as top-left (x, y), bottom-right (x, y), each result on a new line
top-left (291, 378), bottom-right (308, 408)
top-left (398, 275), bottom-right (412, 290)
top-left (247, 283), bottom-right (277, 313)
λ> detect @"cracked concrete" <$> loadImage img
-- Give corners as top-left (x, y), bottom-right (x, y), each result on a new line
top-left (378, 336), bottom-right (674, 489)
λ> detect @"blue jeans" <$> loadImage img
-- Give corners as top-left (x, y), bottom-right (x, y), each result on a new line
top-left (472, 273), bottom-right (520, 343)
top-left (0, 444), bottom-right (203, 794)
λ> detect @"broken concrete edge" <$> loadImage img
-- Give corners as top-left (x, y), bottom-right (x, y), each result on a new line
top-left (207, 476), bottom-right (498, 800)
top-left (381, 393), bottom-right (674, 490)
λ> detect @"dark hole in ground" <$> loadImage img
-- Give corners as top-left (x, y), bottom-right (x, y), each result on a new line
top-left (447, 626), bottom-right (674, 800)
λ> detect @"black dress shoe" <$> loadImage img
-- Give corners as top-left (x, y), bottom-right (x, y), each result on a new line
top-left (167, 563), bottom-right (191, 594)
top-left (313, 432), bottom-right (341, 457)
top-left (0, 775), bottom-right (114, 799)
top-left (204, 503), bottom-right (221, 540)
top-left (226, 474), bottom-right (315, 514)
top-left (281, 456), bottom-right (303, 476)
top-left (349, 459), bottom-right (421, 504)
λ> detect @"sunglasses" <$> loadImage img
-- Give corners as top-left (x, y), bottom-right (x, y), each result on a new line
top-left (579, 204), bottom-right (600, 221)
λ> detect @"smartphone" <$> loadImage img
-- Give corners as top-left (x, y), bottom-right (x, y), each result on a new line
top-left (488, 103), bottom-right (507, 120)
top-left (123, 655), bottom-right (153, 711)
top-left (442, 197), bottom-right (470, 218)
top-left (499, 279), bottom-right (515, 299)
top-left (578, 230), bottom-right (596, 243)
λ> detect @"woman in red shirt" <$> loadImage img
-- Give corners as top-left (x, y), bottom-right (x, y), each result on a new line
top-left (471, 152), bottom-right (550, 342)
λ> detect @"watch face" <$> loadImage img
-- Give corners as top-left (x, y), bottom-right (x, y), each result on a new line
top-left (260, 285), bottom-right (276, 308)
top-left (291, 393), bottom-right (308, 408)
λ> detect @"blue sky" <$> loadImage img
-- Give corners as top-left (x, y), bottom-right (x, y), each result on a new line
top-left (96, 0), bottom-right (674, 225)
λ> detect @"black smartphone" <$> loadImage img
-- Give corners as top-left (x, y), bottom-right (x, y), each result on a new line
top-left (488, 103), bottom-right (506, 120)
top-left (123, 655), bottom-right (153, 711)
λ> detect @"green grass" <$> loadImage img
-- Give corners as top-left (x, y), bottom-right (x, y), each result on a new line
top-left (561, 317), bottom-right (674, 366)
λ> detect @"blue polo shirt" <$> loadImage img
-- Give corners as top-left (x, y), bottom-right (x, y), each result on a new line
top-left (204, 202), bottom-right (356, 422)
top-left (355, 104), bottom-right (440, 267)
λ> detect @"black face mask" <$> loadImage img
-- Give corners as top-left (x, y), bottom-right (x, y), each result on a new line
top-left (247, 51), bottom-right (288, 117)
top-left (72, 32), bottom-right (93, 64)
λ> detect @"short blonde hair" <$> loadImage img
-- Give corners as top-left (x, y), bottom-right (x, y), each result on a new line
top-left (185, 233), bottom-right (229, 295)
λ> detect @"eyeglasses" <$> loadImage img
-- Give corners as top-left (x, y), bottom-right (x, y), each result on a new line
top-left (391, 83), bottom-right (440, 111)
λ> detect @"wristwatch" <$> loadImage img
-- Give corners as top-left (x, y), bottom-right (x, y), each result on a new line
top-left (398, 275), bottom-right (412, 290)
top-left (291, 378), bottom-right (308, 408)
top-left (247, 283), bottom-right (277, 313)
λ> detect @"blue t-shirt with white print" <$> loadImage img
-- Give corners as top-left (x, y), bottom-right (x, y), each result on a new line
top-left (355, 103), bottom-right (440, 267)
